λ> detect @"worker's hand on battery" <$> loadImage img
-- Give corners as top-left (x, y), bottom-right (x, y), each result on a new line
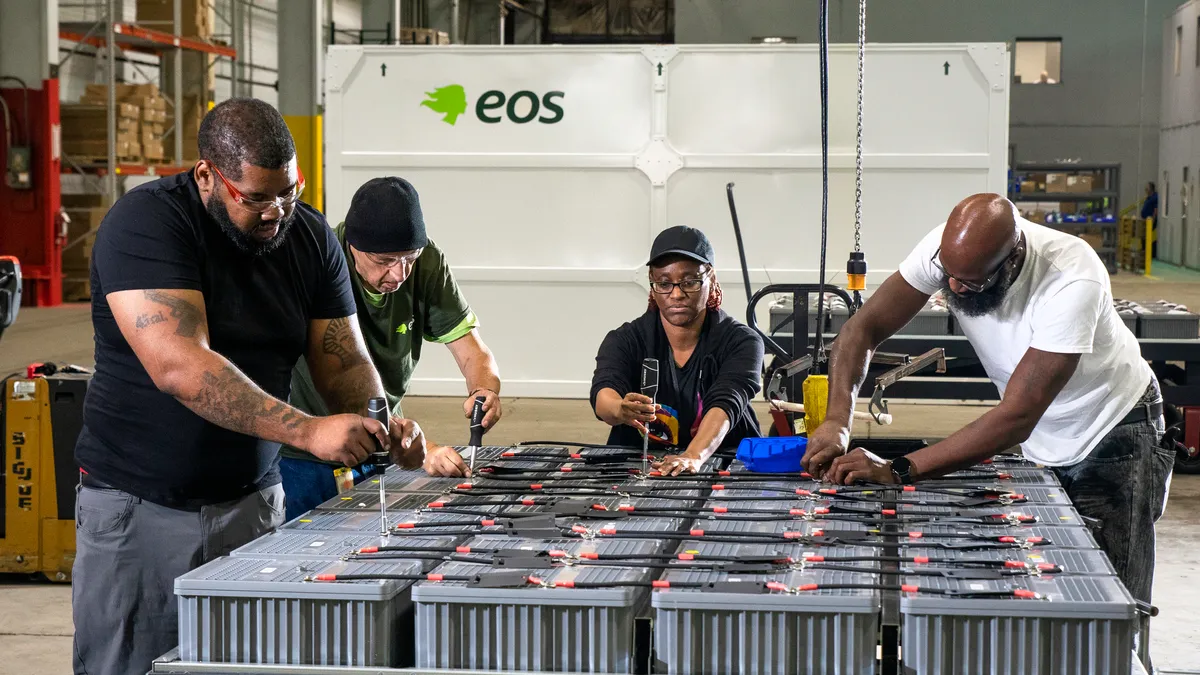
top-left (304, 414), bottom-right (387, 466)
top-left (826, 448), bottom-right (896, 486)
top-left (802, 420), bottom-right (851, 479)
top-left (618, 393), bottom-right (658, 434)
top-left (653, 452), bottom-right (703, 476)
top-left (464, 389), bottom-right (502, 429)
top-left (425, 445), bottom-right (471, 477)
top-left (388, 416), bottom-right (426, 470)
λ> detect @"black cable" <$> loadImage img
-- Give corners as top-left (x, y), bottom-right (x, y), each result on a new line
top-left (0, 76), bottom-right (30, 145)
top-left (814, 0), bottom-right (831, 365)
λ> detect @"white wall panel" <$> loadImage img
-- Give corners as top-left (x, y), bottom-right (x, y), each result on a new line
top-left (325, 43), bottom-right (1010, 398)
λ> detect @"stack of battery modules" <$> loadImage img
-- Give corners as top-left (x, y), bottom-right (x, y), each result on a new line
top-left (167, 446), bottom-right (1137, 674)
top-left (897, 460), bottom-right (1137, 675)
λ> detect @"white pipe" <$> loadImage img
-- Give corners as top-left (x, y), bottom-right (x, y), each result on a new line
top-left (769, 400), bottom-right (893, 426)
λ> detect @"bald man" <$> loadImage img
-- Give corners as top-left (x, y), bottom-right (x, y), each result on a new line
top-left (805, 193), bottom-right (1173, 606)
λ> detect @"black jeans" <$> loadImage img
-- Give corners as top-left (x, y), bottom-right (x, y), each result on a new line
top-left (1051, 396), bottom-right (1173, 605)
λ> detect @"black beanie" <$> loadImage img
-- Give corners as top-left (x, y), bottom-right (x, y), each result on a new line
top-left (344, 177), bottom-right (429, 253)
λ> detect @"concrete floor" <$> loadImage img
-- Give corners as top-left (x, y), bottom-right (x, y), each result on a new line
top-left (3, 268), bottom-right (1200, 673)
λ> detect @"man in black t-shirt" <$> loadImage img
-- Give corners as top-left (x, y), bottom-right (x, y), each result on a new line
top-left (72, 98), bottom-right (442, 675)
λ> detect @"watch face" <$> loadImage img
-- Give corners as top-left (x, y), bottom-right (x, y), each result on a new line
top-left (892, 456), bottom-right (912, 481)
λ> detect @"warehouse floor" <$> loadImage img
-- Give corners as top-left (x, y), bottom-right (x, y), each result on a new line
top-left (2, 266), bottom-right (1200, 674)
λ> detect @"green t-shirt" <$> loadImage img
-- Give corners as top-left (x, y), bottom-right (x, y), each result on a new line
top-left (280, 222), bottom-right (477, 463)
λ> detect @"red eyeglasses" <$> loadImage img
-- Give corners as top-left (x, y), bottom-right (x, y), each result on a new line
top-left (210, 163), bottom-right (306, 214)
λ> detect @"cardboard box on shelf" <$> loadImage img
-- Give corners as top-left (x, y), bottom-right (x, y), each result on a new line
top-left (1046, 173), bottom-right (1068, 193)
top-left (1060, 202), bottom-right (1078, 215)
top-left (143, 140), bottom-right (166, 161)
top-left (165, 95), bottom-right (205, 163)
top-left (399, 27), bottom-right (450, 44)
top-left (60, 194), bottom-right (107, 275)
top-left (1078, 233), bottom-right (1104, 249)
top-left (1019, 180), bottom-right (1038, 193)
top-left (136, 0), bottom-right (215, 38)
top-left (1025, 209), bottom-right (1049, 224)
top-left (82, 83), bottom-right (160, 103)
top-left (61, 103), bottom-right (142, 139)
top-left (1066, 175), bottom-right (1095, 194)
top-left (61, 138), bottom-right (142, 161)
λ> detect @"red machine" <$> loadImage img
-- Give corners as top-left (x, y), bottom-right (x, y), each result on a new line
top-left (0, 78), bottom-right (62, 307)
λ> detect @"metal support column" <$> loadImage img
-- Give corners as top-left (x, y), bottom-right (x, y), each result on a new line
top-left (106, 0), bottom-right (118, 204)
top-left (498, 1), bottom-right (505, 44)
top-left (231, 0), bottom-right (244, 98)
top-left (277, 0), bottom-right (324, 210)
top-left (451, 0), bottom-right (460, 43)
top-left (393, 0), bottom-right (403, 43)
top-left (173, 0), bottom-right (184, 162)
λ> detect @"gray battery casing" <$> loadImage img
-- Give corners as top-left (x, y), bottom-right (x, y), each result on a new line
top-left (174, 556), bottom-right (421, 667)
top-left (412, 537), bottom-right (661, 673)
top-left (900, 575), bottom-right (1136, 675)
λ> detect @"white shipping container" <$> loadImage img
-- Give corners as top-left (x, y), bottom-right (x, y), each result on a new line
top-left (324, 44), bottom-right (1010, 398)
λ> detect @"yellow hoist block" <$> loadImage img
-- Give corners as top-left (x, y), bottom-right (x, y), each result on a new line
top-left (801, 374), bottom-right (830, 434)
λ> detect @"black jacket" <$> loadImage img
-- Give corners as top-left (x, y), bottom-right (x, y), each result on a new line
top-left (590, 307), bottom-right (764, 450)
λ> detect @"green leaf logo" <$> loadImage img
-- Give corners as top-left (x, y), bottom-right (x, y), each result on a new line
top-left (420, 84), bottom-right (468, 125)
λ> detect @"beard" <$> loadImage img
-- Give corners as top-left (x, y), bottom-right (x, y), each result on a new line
top-left (206, 196), bottom-right (295, 256)
top-left (943, 271), bottom-right (1014, 318)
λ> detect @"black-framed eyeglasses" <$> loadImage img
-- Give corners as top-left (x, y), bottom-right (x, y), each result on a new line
top-left (650, 278), bottom-right (705, 295)
top-left (931, 236), bottom-right (1024, 294)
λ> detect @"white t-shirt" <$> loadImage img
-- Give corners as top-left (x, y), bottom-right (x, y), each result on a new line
top-left (898, 218), bottom-right (1151, 466)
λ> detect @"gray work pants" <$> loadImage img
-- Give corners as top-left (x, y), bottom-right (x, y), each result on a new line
top-left (71, 482), bottom-right (285, 675)
top-left (1050, 383), bottom-right (1173, 607)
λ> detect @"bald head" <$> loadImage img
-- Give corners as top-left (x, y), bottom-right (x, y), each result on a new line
top-left (939, 193), bottom-right (1020, 287)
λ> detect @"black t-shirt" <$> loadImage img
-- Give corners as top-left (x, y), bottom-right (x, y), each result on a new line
top-left (646, 332), bottom-right (708, 450)
top-left (75, 171), bottom-right (356, 508)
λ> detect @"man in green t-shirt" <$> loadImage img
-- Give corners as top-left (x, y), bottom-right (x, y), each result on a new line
top-left (279, 176), bottom-right (502, 520)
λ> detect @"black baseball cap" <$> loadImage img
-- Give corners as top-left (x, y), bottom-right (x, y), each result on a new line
top-left (647, 226), bottom-right (715, 267)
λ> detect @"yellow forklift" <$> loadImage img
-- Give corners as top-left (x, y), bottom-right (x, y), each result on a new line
top-left (1, 257), bottom-right (87, 582)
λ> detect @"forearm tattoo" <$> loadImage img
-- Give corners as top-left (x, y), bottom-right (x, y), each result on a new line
top-left (183, 363), bottom-right (306, 436)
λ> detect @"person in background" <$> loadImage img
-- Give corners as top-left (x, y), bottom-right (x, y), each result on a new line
top-left (72, 99), bottom-right (435, 675)
top-left (280, 177), bottom-right (501, 520)
top-left (1142, 182), bottom-right (1159, 258)
top-left (804, 193), bottom-right (1173, 611)
top-left (591, 226), bottom-right (764, 476)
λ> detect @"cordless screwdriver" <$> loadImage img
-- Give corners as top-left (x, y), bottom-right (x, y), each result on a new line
top-left (366, 397), bottom-right (390, 536)
top-left (466, 395), bottom-right (487, 476)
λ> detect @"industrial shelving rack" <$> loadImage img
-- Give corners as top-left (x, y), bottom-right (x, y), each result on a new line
top-left (1008, 162), bottom-right (1122, 273)
top-left (57, 0), bottom-right (239, 204)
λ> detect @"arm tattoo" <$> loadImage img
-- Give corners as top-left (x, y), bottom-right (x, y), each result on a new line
top-left (321, 317), bottom-right (369, 369)
top-left (135, 311), bottom-right (167, 329)
top-left (142, 290), bottom-right (205, 338)
top-left (184, 364), bottom-right (306, 435)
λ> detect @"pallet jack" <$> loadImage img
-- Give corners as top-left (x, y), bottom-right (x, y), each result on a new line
top-left (0, 257), bottom-right (88, 581)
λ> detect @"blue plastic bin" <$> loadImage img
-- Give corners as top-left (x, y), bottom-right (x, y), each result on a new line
top-left (735, 437), bottom-right (808, 473)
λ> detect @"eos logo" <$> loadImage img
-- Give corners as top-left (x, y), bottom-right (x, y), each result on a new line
top-left (475, 90), bottom-right (565, 125)
top-left (420, 84), bottom-right (565, 125)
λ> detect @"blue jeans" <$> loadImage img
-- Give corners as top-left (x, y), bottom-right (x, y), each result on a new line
top-left (1050, 385), bottom-right (1173, 606)
top-left (278, 457), bottom-right (379, 522)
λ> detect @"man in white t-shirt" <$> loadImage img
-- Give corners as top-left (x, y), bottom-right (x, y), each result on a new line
top-left (804, 193), bottom-right (1174, 606)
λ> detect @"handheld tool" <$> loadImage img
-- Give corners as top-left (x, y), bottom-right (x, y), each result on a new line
top-left (640, 358), bottom-right (659, 478)
top-left (367, 397), bottom-right (390, 535)
top-left (467, 395), bottom-right (487, 476)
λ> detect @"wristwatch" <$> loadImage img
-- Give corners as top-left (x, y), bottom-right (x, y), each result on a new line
top-left (890, 456), bottom-right (915, 485)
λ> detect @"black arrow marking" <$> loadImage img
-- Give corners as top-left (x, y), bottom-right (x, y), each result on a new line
top-left (657, 63), bottom-right (663, 76)
top-left (944, 61), bottom-right (950, 76)
top-left (381, 63), bottom-right (388, 77)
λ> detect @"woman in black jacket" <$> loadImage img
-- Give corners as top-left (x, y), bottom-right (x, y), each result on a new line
top-left (590, 226), bottom-right (765, 475)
